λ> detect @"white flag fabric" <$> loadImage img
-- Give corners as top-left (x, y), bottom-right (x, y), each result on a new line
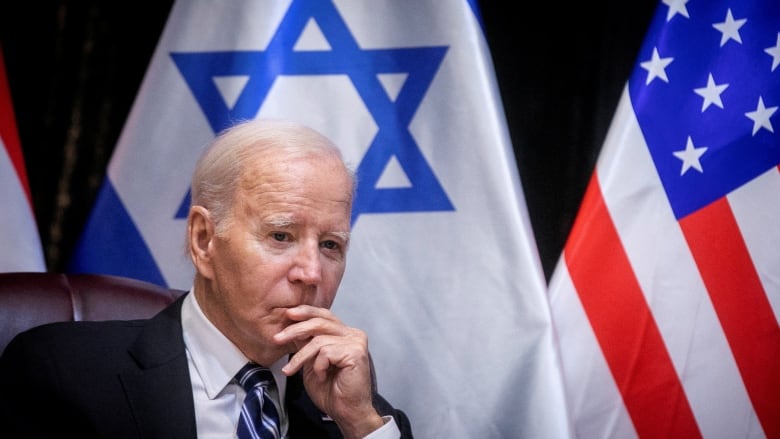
top-left (0, 46), bottom-right (45, 272)
top-left (68, 1), bottom-right (570, 437)
top-left (548, 1), bottom-right (780, 437)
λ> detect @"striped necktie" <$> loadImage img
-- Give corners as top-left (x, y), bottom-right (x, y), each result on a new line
top-left (235, 363), bottom-right (281, 439)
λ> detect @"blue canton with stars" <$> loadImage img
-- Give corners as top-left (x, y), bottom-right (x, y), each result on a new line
top-left (170, 0), bottom-right (453, 225)
top-left (629, 0), bottom-right (780, 220)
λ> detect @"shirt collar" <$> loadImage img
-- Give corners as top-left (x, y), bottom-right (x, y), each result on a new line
top-left (181, 290), bottom-right (288, 401)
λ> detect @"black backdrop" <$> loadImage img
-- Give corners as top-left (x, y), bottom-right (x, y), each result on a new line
top-left (1, 1), bottom-right (657, 281)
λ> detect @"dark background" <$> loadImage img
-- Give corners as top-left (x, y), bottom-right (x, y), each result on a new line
top-left (0, 1), bottom-right (658, 281)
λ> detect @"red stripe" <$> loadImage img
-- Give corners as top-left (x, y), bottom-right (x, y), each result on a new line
top-left (0, 45), bottom-right (33, 205)
top-left (565, 174), bottom-right (701, 438)
top-left (680, 197), bottom-right (780, 439)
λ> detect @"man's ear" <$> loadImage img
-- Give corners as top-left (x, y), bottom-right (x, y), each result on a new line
top-left (188, 205), bottom-right (215, 279)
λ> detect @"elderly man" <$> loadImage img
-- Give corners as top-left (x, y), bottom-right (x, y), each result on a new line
top-left (0, 119), bottom-right (413, 439)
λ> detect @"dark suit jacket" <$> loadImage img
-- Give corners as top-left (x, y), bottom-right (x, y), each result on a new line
top-left (0, 294), bottom-right (413, 438)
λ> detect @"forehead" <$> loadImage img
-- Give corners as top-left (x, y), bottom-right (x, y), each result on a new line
top-left (242, 147), bottom-right (352, 192)
top-left (238, 151), bottom-right (353, 226)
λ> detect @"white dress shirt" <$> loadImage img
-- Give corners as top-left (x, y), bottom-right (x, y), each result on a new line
top-left (181, 290), bottom-right (400, 438)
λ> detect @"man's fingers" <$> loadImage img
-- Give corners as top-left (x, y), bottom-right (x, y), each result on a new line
top-left (274, 317), bottom-right (337, 346)
top-left (275, 305), bottom-right (368, 376)
top-left (284, 304), bottom-right (337, 322)
top-left (274, 305), bottom-right (344, 344)
top-left (280, 329), bottom-right (368, 376)
top-left (281, 334), bottom-right (339, 375)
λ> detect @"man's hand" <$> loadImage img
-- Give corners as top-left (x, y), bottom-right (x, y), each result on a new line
top-left (274, 305), bottom-right (386, 439)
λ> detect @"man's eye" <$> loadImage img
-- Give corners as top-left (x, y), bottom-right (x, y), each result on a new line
top-left (321, 240), bottom-right (340, 251)
top-left (272, 232), bottom-right (288, 242)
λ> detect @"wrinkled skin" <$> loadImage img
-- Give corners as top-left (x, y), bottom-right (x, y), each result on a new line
top-left (188, 149), bottom-right (384, 438)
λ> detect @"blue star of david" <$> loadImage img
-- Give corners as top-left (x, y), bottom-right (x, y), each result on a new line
top-left (170, 0), bottom-right (454, 225)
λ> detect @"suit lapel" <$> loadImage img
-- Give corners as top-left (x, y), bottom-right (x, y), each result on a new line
top-left (120, 295), bottom-right (198, 438)
top-left (112, 294), bottom-right (349, 438)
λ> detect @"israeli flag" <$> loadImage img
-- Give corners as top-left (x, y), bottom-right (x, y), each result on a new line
top-left (69, 1), bottom-right (570, 437)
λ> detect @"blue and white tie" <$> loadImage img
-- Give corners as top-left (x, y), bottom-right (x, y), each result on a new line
top-left (235, 363), bottom-right (281, 439)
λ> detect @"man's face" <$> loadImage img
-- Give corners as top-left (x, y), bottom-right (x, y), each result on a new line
top-left (198, 150), bottom-right (352, 365)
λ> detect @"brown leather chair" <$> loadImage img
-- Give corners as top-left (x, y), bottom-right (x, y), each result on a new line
top-left (0, 272), bottom-right (185, 355)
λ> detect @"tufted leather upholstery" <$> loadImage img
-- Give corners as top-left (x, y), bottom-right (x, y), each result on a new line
top-left (0, 272), bottom-right (186, 354)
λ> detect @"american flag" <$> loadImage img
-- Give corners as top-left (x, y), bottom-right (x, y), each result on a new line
top-left (548, 0), bottom-right (780, 437)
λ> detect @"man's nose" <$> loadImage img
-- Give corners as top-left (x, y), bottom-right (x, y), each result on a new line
top-left (289, 242), bottom-right (322, 285)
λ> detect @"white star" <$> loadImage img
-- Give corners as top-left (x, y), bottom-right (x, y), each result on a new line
top-left (640, 47), bottom-right (674, 85)
top-left (662, 0), bottom-right (690, 21)
top-left (693, 73), bottom-right (729, 111)
top-left (745, 96), bottom-right (778, 135)
top-left (713, 9), bottom-right (747, 47)
top-left (765, 33), bottom-right (780, 71)
top-left (673, 136), bottom-right (708, 175)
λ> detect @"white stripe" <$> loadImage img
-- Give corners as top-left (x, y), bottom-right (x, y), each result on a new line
top-left (0, 137), bottom-right (45, 272)
top-left (729, 167), bottom-right (780, 328)
top-left (548, 265), bottom-right (636, 439)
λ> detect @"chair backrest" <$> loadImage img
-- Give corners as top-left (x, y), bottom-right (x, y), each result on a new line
top-left (0, 272), bottom-right (185, 354)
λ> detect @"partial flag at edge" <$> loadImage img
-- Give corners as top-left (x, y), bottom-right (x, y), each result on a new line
top-left (0, 45), bottom-right (46, 272)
